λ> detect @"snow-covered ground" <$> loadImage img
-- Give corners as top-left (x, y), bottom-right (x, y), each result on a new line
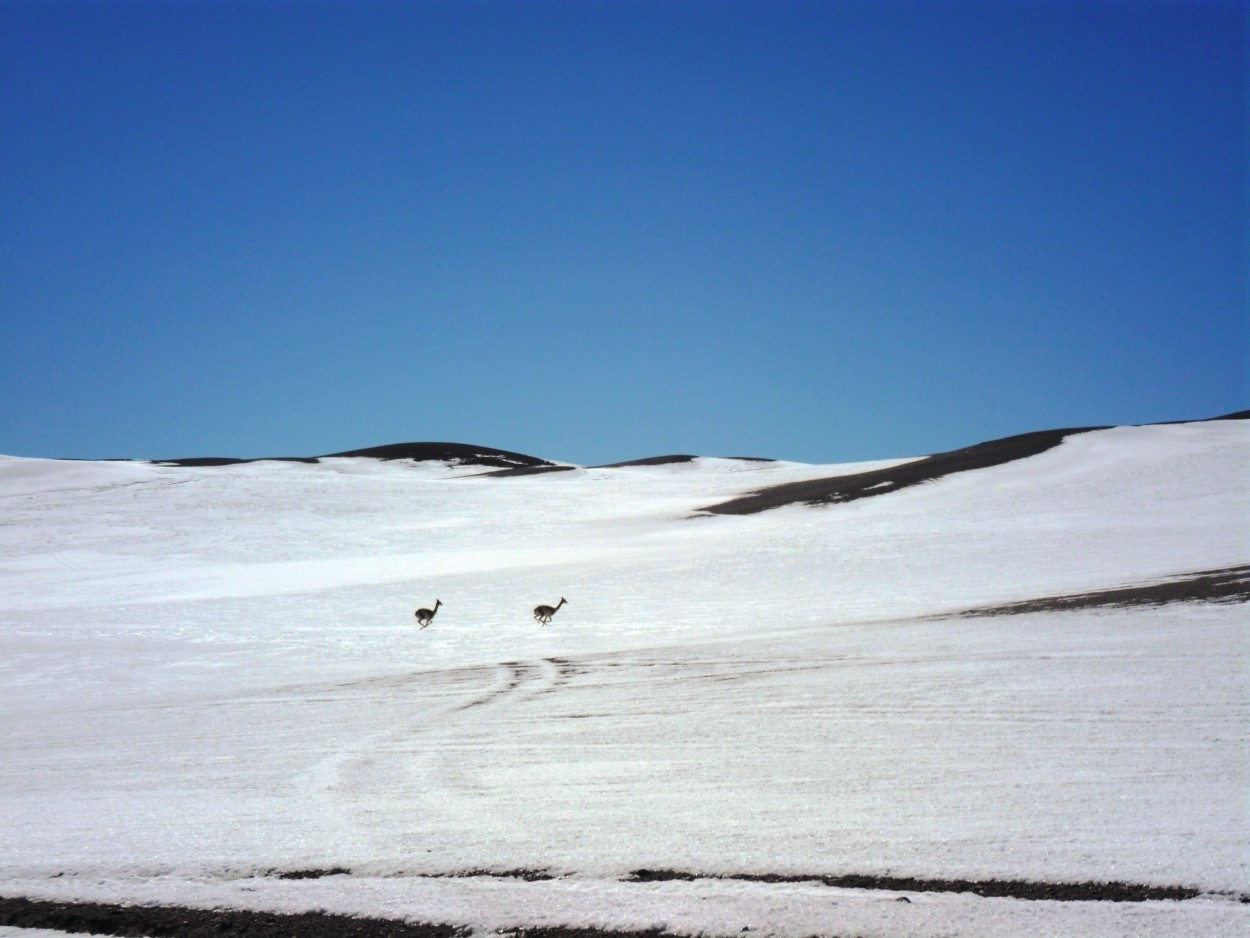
top-left (1, 419), bottom-right (1247, 937)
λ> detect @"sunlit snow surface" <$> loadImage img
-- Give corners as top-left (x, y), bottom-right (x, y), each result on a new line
top-left (1, 421), bottom-right (1247, 937)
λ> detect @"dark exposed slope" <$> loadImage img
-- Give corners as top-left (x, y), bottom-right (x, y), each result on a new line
top-left (0, 896), bottom-right (467, 938)
top-left (949, 564), bottom-right (1250, 618)
top-left (597, 454), bottom-right (698, 467)
top-left (627, 869), bottom-right (1201, 902)
top-left (700, 411), bottom-right (1248, 516)
top-left (595, 455), bottom-right (777, 468)
top-left (477, 464), bottom-right (579, 477)
top-left (322, 443), bottom-right (551, 468)
top-left (154, 443), bottom-right (552, 469)
top-left (121, 410), bottom-right (1249, 473)
top-left (0, 865), bottom-right (1215, 938)
top-left (700, 425), bottom-right (1107, 515)
top-left (153, 455), bottom-right (317, 467)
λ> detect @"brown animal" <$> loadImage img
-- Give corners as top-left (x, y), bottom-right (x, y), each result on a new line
top-left (533, 597), bottom-right (567, 625)
top-left (414, 599), bottom-right (442, 629)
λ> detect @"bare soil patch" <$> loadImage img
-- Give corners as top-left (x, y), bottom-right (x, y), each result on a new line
top-left (0, 895), bottom-right (468, 938)
top-left (699, 411), bottom-right (1250, 516)
top-left (699, 426), bottom-right (1104, 515)
top-left (154, 443), bottom-right (553, 470)
top-left (627, 869), bottom-right (1200, 902)
top-left (0, 896), bottom-right (682, 938)
top-left (0, 895), bottom-right (680, 938)
top-left (476, 465), bottom-right (577, 477)
top-left (271, 867), bottom-right (352, 880)
top-left (950, 564), bottom-right (1250, 617)
top-left (594, 455), bottom-right (776, 467)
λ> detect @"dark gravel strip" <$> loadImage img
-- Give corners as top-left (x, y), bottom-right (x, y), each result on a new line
top-left (595, 454), bottom-right (698, 468)
top-left (272, 867), bottom-right (353, 880)
top-left (699, 426), bottom-right (1105, 515)
top-left (2, 867), bottom-right (1227, 938)
top-left (269, 866), bottom-right (557, 882)
top-left (0, 896), bottom-right (681, 938)
top-left (701, 411), bottom-right (1249, 516)
top-left (627, 869), bottom-right (1200, 902)
top-left (952, 564), bottom-right (1250, 617)
top-left (0, 895), bottom-right (468, 938)
top-left (419, 867), bottom-right (558, 881)
top-left (475, 465), bottom-right (577, 477)
top-left (151, 442), bottom-right (554, 469)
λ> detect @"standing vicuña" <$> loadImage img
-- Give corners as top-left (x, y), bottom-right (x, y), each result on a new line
top-left (414, 599), bottom-right (442, 629)
top-left (533, 597), bottom-right (566, 625)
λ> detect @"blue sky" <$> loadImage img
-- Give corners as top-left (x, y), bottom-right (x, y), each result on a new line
top-left (2, 0), bottom-right (1245, 465)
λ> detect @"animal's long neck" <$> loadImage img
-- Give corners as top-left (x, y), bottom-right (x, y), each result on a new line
top-left (555, 598), bottom-right (566, 610)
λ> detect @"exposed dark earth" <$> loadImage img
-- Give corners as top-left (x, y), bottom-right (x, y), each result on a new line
top-left (698, 425), bottom-right (1106, 514)
top-left (477, 464), bottom-right (578, 477)
top-left (152, 443), bottom-right (555, 470)
top-left (699, 410), bottom-right (1248, 515)
top-left (143, 413), bottom-right (1247, 505)
top-left (625, 868), bottom-right (1201, 901)
top-left (950, 564), bottom-right (1250, 616)
top-left (0, 895), bottom-right (471, 938)
top-left (594, 455), bottom-right (775, 467)
top-left (0, 862), bottom-right (1226, 938)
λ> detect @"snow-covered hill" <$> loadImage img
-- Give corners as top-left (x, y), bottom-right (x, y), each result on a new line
top-left (1, 417), bottom-right (1246, 938)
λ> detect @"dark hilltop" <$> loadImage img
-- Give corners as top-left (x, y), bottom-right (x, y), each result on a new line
top-left (152, 442), bottom-right (554, 470)
top-left (143, 412), bottom-right (1246, 501)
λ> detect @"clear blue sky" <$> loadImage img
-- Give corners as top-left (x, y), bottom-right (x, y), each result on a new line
top-left (2, 0), bottom-right (1245, 465)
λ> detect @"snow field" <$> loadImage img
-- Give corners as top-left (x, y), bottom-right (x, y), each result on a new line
top-left (1, 419), bottom-right (1247, 936)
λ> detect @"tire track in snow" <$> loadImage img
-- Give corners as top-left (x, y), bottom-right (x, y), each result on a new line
top-left (307, 656), bottom-right (578, 851)
top-left (452, 657), bottom-right (573, 712)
